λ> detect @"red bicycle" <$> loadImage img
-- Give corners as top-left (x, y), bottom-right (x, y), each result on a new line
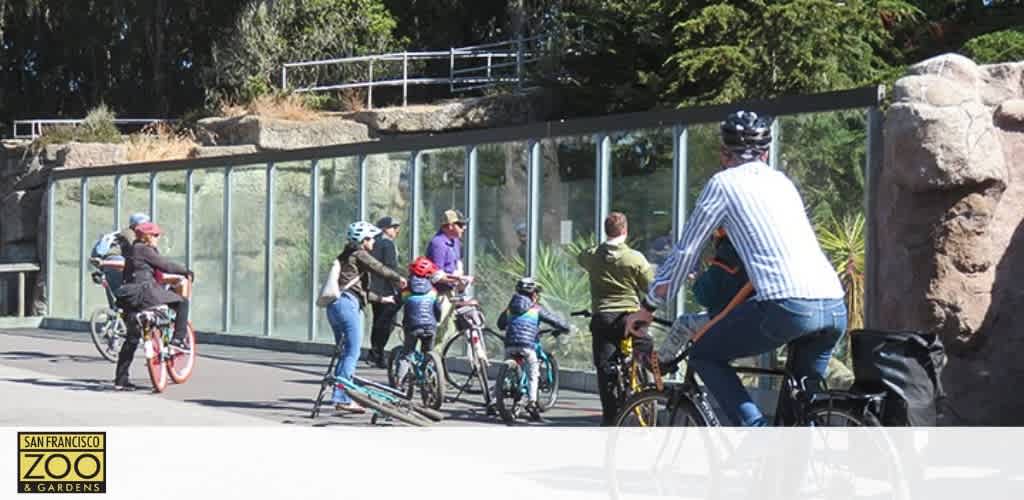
top-left (133, 275), bottom-right (197, 392)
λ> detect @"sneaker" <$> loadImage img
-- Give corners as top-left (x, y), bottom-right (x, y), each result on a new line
top-left (334, 402), bottom-right (366, 414)
top-left (170, 337), bottom-right (191, 352)
top-left (525, 401), bottom-right (543, 422)
top-left (113, 382), bottom-right (138, 392)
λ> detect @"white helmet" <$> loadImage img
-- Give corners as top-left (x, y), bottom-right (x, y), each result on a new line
top-left (347, 221), bottom-right (381, 242)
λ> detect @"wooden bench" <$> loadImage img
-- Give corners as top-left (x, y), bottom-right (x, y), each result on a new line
top-left (0, 262), bottom-right (41, 317)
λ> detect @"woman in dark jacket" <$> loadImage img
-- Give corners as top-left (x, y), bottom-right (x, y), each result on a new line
top-left (326, 221), bottom-right (406, 413)
top-left (112, 221), bottom-right (192, 391)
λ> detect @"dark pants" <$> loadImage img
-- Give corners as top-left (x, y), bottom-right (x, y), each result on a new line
top-left (370, 302), bottom-right (400, 359)
top-left (112, 299), bottom-right (190, 386)
top-left (402, 328), bottom-right (435, 353)
top-left (590, 311), bottom-right (629, 426)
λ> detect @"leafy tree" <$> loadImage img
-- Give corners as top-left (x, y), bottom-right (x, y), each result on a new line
top-left (203, 0), bottom-right (402, 104)
top-left (663, 0), bottom-right (921, 105)
top-left (961, 27), bottom-right (1024, 63)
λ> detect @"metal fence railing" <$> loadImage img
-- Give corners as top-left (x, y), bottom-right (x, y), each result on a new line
top-left (281, 34), bottom-right (560, 109)
top-left (11, 119), bottom-right (173, 140)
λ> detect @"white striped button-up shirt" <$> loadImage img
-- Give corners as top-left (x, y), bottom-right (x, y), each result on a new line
top-left (647, 161), bottom-right (844, 309)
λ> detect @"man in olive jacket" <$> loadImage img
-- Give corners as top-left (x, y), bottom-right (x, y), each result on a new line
top-left (578, 212), bottom-right (655, 425)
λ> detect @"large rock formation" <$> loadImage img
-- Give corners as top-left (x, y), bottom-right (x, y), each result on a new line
top-left (876, 54), bottom-right (1024, 424)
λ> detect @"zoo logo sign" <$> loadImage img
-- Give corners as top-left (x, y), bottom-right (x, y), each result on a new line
top-left (17, 432), bottom-right (106, 494)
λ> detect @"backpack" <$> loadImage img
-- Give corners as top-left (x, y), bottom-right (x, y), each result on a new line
top-left (693, 233), bottom-right (752, 317)
top-left (850, 329), bottom-right (947, 426)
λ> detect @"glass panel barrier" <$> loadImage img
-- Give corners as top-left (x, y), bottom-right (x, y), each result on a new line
top-left (229, 166), bottom-right (267, 335)
top-left (272, 161), bottom-right (312, 340)
top-left (191, 169), bottom-right (226, 331)
top-left (51, 180), bottom-right (81, 318)
top-left (83, 176), bottom-right (116, 315)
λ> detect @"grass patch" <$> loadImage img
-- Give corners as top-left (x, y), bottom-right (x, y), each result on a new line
top-left (219, 93), bottom-right (320, 121)
top-left (125, 122), bottom-right (198, 163)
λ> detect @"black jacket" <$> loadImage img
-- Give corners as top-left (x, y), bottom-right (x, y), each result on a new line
top-left (335, 243), bottom-right (404, 309)
top-left (369, 236), bottom-right (400, 297)
top-left (116, 241), bottom-right (188, 310)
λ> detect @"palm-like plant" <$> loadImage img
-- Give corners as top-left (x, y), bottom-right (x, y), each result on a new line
top-left (815, 212), bottom-right (866, 365)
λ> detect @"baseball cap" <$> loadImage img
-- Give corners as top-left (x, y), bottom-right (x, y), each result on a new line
top-left (134, 221), bottom-right (162, 236)
top-left (375, 216), bottom-right (401, 229)
top-left (441, 209), bottom-right (468, 226)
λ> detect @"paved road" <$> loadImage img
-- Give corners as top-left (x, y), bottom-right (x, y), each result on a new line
top-left (0, 328), bottom-right (602, 426)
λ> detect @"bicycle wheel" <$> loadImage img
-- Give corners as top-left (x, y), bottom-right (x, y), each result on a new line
top-left (495, 360), bottom-right (523, 424)
top-left (441, 328), bottom-right (504, 393)
top-left (387, 346), bottom-right (406, 388)
top-left (537, 354), bottom-right (560, 412)
top-left (421, 351), bottom-right (445, 410)
top-left (805, 400), bottom-right (881, 427)
top-left (346, 389), bottom-right (431, 427)
top-left (167, 322), bottom-right (197, 384)
top-left (89, 307), bottom-right (125, 363)
top-left (145, 330), bottom-right (168, 393)
top-left (615, 389), bottom-right (709, 427)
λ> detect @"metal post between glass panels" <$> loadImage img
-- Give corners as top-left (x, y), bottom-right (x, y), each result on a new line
top-left (223, 168), bottom-right (233, 333)
top-left (526, 140), bottom-right (542, 278)
top-left (357, 155), bottom-right (368, 222)
top-left (113, 175), bottom-right (123, 231)
top-left (46, 178), bottom-right (55, 317)
top-left (671, 125), bottom-right (688, 317)
top-left (149, 172), bottom-right (157, 221)
top-left (309, 160), bottom-right (321, 341)
top-left (769, 120), bottom-right (781, 170)
top-left (264, 162), bottom-right (275, 337)
top-left (78, 177), bottom-right (88, 320)
top-left (185, 170), bottom-right (194, 271)
top-left (464, 146), bottom-right (478, 294)
top-left (410, 152), bottom-right (422, 256)
top-left (594, 134), bottom-right (611, 239)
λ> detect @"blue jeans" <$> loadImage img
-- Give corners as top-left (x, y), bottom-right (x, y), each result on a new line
top-left (326, 293), bottom-right (364, 405)
top-left (689, 298), bottom-right (847, 426)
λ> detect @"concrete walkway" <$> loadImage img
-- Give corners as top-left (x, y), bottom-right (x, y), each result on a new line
top-left (0, 328), bottom-right (603, 426)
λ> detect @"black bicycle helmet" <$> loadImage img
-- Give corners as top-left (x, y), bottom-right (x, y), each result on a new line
top-left (515, 277), bottom-right (542, 295)
top-left (720, 111), bottom-right (773, 159)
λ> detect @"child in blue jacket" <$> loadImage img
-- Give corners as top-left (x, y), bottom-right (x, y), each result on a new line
top-left (495, 277), bottom-right (571, 421)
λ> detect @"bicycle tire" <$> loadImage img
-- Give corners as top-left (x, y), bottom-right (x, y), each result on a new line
top-left (495, 360), bottom-right (523, 424)
top-left (441, 328), bottom-right (504, 393)
top-left (89, 307), bottom-right (124, 363)
top-left (615, 389), bottom-right (710, 427)
top-left (145, 331), bottom-right (168, 393)
top-left (310, 375), bottom-right (332, 419)
top-left (805, 400), bottom-right (881, 427)
top-left (167, 322), bottom-right (197, 384)
top-left (387, 346), bottom-right (405, 388)
top-left (538, 354), bottom-right (560, 412)
top-left (346, 388), bottom-right (431, 427)
top-left (421, 351), bottom-right (445, 410)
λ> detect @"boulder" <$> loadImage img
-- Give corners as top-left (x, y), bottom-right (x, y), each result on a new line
top-left (875, 53), bottom-right (1024, 424)
top-left (189, 145), bottom-right (260, 159)
top-left (350, 92), bottom-right (546, 133)
top-left (0, 190), bottom-right (43, 246)
top-left (57, 142), bottom-right (128, 167)
top-left (198, 115), bottom-right (371, 150)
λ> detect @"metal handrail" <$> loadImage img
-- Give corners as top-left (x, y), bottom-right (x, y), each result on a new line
top-left (281, 33), bottom-right (560, 109)
top-left (11, 118), bottom-right (173, 140)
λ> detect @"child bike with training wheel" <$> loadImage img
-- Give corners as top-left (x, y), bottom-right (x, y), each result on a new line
top-left (493, 277), bottom-right (571, 423)
top-left (388, 256), bottom-right (447, 410)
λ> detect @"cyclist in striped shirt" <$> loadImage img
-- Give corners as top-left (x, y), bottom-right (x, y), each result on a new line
top-left (626, 111), bottom-right (848, 426)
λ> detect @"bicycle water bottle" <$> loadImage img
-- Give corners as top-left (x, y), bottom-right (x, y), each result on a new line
top-left (656, 312), bottom-right (710, 364)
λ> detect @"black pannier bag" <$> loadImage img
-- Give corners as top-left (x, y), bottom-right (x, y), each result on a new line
top-left (850, 329), bottom-right (947, 426)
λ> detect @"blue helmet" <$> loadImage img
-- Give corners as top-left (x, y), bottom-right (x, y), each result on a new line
top-left (128, 213), bottom-right (150, 229)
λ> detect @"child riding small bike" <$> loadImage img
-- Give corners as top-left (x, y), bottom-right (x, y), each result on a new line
top-left (393, 257), bottom-right (446, 385)
top-left (494, 277), bottom-right (571, 422)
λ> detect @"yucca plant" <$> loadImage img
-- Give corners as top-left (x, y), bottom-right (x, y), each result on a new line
top-left (815, 212), bottom-right (866, 366)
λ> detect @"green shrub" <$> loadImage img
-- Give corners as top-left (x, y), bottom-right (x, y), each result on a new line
top-left (33, 104), bottom-right (122, 149)
top-left (961, 28), bottom-right (1024, 65)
